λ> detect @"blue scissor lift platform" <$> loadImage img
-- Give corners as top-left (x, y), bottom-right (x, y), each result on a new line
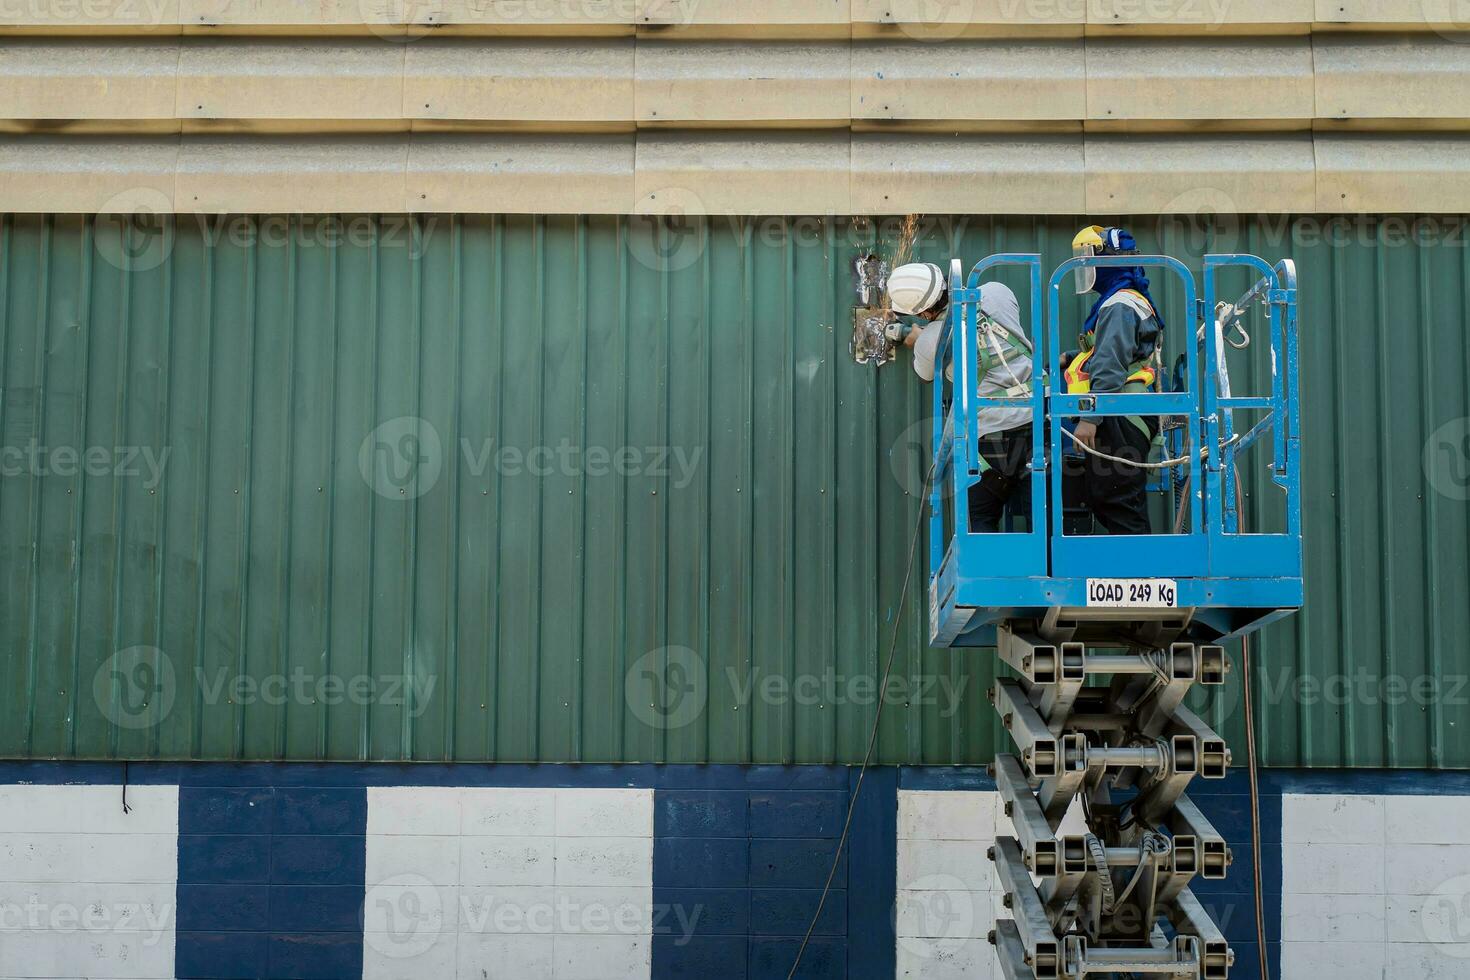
top-left (929, 252), bottom-right (1302, 649)
top-left (927, 252), bottom-right (1302, 980)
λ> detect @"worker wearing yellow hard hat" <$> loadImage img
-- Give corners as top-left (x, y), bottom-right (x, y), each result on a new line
top-left (1062, 225), bottom-right (1164, 535)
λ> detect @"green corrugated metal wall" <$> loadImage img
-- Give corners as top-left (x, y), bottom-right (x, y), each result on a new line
top-left (2, 212), bottom-right (1468, 768)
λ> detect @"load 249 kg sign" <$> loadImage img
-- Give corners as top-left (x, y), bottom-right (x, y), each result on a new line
top-left (1086, 578), bottom-right (1178, 608)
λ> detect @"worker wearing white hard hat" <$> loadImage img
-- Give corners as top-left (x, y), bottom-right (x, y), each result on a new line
top-left (886, 262), bottom-right (1035, 533)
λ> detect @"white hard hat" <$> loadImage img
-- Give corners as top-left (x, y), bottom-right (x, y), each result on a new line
top-left (887, 262), bottom-right (946, 316)
top-left (910, 282), bottom-right (1024, 384)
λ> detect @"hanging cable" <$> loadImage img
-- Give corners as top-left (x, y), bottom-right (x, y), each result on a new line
top-left (1064, 427), bottom-right (1240, 471)
top-left (1233, 463), bottom-right (1272, 980)
top-left (1084, 834), bottom-right (1115, 912)
top-left (1109, 833), bottom-right (1168, 912)
top-left (1242, 633), bottom-right (1270, 980)
top-left (787, 454), bottom-right (936, 979)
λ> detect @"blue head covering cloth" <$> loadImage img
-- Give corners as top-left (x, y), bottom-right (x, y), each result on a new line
top-left (1080, 228), bottom-right (1165, 336)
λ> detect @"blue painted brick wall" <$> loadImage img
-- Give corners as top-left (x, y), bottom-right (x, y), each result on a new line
top-left (6, 760), bottom-right (1434, 980)
top-left (651, 768), bottom-right (896, 980)
top-left (176, 782), bottom-right (367, 980)
top-left (1184, 773), bottom-right (1284, 980)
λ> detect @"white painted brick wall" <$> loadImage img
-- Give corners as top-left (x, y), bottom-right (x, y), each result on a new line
top-left (1281, 792), bottom-right (1470, 979)
top-left (363, 786), bottom-right (653, 980)
top-left (895, 790), bottom-right (1005, 979)
top-left (0, 784), bottom-right (177, 980)
top-left (894, 789), bottom-right (1088, 980)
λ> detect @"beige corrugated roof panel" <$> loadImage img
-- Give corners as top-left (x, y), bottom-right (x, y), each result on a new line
top-left (0, 0), bottom-right (181, 34)
top-left (1085, 37), bottom-right (1315, 128)
top-left (1314, 33), bottom-right (1470, 123)
top-left (409, 132), bottom-right (635, 211)
top-left (850, 133), bottom-right (1085, 212)
top-left (5, 131), bottom-right (1468, 213)
top-left (1086, 0), bottom-right (1313, 32)
top-left (851, 0), bottom-right (1085, 38)
top-left (406, 37), bottom-right (634, 123)
top-left (1085, 134), bottom-right (1316, 212)
top-left (635, 41), bottom-right (850, 125)
top-left (176, 135), bottom-right (408, 210)
top-left (1316, 134), bottom-right (1470, 210)
top-left (635, 131), bottom-right (851, 213)
top-left (0, 136), bottom-right (178, 211)
top-left (1313, 0), bottom-right (1467, 30)
top-left (176, 0), bottom-right (637, 35)
top-left (15, 0), bottom-right (1426, 34)
top-left (851, 39), bottom-right (1086, 124)
top-left (176, 39), bottom-right (404, 122)
top-left (0, 39), bottom-right (179, 121)
top-left (635, 0), bottom-right (852, 37)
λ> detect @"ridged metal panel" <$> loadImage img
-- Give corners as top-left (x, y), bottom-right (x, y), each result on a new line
top-left (19, 0), bottom-right (1445, 34)
top-left (12, 131), bottom-right (1470, 215)
top-left (6, 34), bottom-right (1470, 133)
top-left (1, 212), bottom-right (1467, 768)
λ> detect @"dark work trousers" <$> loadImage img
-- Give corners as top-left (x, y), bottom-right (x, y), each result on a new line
top-left (967, 424), bottom-right (1033, 533)
top-left (1062, 416), bottom-right (1159, 535)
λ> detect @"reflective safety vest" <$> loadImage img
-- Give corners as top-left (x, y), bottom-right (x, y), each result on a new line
top-left (1063, 348), bottom-right (1156, 394)
top-left (1063, 289), bottom-right (1158, 394)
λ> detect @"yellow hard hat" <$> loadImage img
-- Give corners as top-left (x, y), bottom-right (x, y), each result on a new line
top-left (1071, 225), bottom-right (1107, 294)
top-left (1071, 225), bottom-right (1106, 251)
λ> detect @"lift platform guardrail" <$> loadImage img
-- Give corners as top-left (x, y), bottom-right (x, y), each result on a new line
top-left (928, 252), bottom-right (1302, 648)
